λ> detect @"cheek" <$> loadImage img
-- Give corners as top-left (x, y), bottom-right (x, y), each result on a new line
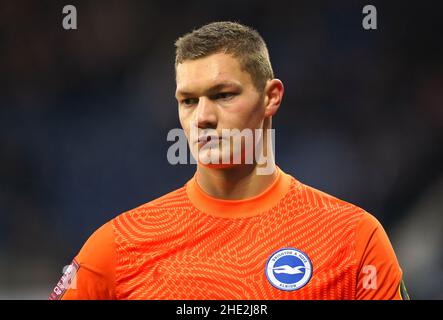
top-left (179, 109), bottom-right (197, 141)
top-left (224, 99), bottom-right (264, 129)
top-left (178, 108), bottom-right (190, 128)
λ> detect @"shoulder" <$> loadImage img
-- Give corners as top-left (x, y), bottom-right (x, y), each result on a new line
top-left (287, 178), bottom-right (381, 249)
top-left (354, 210), bottom-right (399, 265)
top-left (353, 211), bottom-right (403, 299)
top-left (293, 180), bottom-right (398, 255)
top-left (113, 184), bottom-right (190, 222)
top-left (298, 182), bottom-right (391, 246)
top-left (355, 210), bottom-right (385, 240)
top-left (76, 219), bottom-right (115, 269)
top-left (77, 185), bottom-right (190, 259)
top-left (297, 181), bottom-right (384, 235)
top-left (294, 179), bottom-right (367, 221)
top-left (143, 184), bottom-right (190, 208)
top-left (108, 184), bottom-right (194, 244)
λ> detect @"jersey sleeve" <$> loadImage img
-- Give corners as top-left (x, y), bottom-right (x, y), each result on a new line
top-left (49, 220), bottom-right (116, 300)
top-left (354, 212), bottom-right (409, 300)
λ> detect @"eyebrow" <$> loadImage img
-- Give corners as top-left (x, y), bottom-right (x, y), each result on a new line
top-left (175, 81), bottom-right (242, 99)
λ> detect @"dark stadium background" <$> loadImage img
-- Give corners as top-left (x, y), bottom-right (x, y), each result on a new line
top-left (0, 0), bottom-right (442, 299)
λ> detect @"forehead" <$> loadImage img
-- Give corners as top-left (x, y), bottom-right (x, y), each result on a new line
top-left (175, 53), bottom-right (252, 95)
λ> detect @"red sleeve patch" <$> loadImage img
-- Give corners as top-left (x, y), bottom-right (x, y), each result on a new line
top-left (49, 259), bottom-right (80, 300)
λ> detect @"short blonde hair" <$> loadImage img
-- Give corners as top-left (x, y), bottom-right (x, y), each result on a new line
top-left (175, 21), bottom-right (274, 92)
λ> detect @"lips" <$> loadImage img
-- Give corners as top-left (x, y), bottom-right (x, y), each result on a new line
top-left (197, 135), bottom-right (221, 147)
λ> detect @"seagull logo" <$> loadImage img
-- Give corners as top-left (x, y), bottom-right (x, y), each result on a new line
top-left (265, 248), bottom-right (313, 291)
top-left (273, 265), bottom-right (306, 275)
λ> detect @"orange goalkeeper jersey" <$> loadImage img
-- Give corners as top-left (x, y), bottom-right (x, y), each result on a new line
top-left (50, 167), bottom-right (408, 300)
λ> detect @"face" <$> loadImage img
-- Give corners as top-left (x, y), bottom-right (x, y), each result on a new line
top-left (175, 53), bottom-right (269, 167)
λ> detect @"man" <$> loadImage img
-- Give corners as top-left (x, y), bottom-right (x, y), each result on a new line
top-left (50, 21), bottom-right (409, 300)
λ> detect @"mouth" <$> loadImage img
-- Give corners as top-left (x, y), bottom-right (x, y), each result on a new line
top-left (196, 135), bottom-right (221, 148)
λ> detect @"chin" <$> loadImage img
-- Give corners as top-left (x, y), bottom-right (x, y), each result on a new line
top-left (198, 161), bottom-right (239, 169)
top-left (197, 149), bottom-right (252, 170)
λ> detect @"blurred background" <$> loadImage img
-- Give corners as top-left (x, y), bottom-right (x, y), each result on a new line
top-left (0, 0), bottom-right (442, 299)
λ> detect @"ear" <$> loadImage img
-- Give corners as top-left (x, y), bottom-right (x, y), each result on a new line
top-left (263, 79), bottom-right (284, 118)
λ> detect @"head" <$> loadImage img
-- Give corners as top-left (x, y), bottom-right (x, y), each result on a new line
top-left (174, 21), bottom-right (284, 169)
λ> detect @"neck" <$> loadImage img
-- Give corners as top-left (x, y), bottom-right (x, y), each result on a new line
top-left (196, 163), bottom-right (277, 200)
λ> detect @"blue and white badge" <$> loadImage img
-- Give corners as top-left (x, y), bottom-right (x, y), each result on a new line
top-left (265, 248), bottom-right (313, 291)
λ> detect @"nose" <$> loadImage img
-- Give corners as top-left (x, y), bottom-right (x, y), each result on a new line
top-left (195, 97), bottom-right (217, 129)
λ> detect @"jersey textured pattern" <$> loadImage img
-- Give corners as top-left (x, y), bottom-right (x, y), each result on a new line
top-left (55, 167), bottom-right (404, 300)
top-left (115, 172), bottom-right (363, 299)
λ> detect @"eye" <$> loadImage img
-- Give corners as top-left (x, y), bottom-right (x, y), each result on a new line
top-left (181, 98), bottom-right (199, 106)
top-left (214, 92), bottom-right (235, 100)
